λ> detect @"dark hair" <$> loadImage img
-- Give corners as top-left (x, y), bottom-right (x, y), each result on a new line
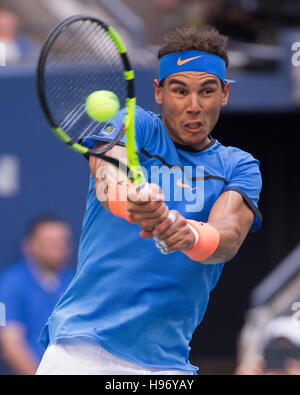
top-left (158, 27), bottom-right (229, 68)
top-left (25, 214), bottom-right (67, 238)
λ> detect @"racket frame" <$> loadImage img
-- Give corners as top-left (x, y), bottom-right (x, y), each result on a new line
top-left (36, 15), bottom-right (145, 187)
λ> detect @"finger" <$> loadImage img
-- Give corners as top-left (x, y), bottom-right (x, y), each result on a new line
top-left (140, 230), bottom-right (153, 239)
top-left (158, 246), bottom-right (175, 255)
top-left (154, 212), bottom-right (177, 239)
top-left (158, 239), bottom-right (189, 254)
top-left (140, 212), bottom-right (169, 231)
top-left (137, 182), bottom-right (165, 202)
top-left (127, 201), bottom-right (167, 217)
top-left (128, 183), bottom-right (164, 204)
top-left (131, 206), bottom-right (169, 231)
top-left (152, 212), bottom-right (177, 237)
top-left (160, 231), bottom-right (192, 252)
top-left (153, 211), bottom-right (185, 239)
top-left (157, 238), bottom-right (183, 254)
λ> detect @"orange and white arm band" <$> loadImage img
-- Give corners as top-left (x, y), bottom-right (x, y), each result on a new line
top-left (107, 180), bottom-right (135, 224)
top-left (182, 220), bottom-right (220, 262)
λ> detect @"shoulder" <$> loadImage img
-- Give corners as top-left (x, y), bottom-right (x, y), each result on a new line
top-left (135, 105), bottom-right (160, 127)
top-left (212, 140), bottom-right (261, 176)
top-left (0, 261), bottom-right (28, 281)
top-left (0, 261), bottom-right (30, 296)
top-left (214, 140), bottom-right (258, 164)
top-left (134, 106), bottom-right (162, 149)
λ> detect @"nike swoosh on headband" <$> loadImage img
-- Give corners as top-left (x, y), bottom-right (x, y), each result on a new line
top-left (177, 56), bottom-right (203, 66)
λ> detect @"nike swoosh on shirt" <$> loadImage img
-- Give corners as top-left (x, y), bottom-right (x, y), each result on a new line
top-left (177, 178), bottom-right (199, 191)
top-left (177, 56), bottom-right (203, 66)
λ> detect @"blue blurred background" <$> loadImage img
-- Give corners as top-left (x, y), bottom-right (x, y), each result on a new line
top-left (0, 0), bottom-right (300, 374)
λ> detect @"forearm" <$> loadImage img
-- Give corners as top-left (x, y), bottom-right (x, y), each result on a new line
top-left (150, 193), bottom-right (254, 264)
top-left (2, 342), bottom-right (38, 375)
top-left (199, 218), bottom-right (244, 264)
top-left (93, 163), bottom-right (121, 211)
top-left (185, 191), bottom-right (254, 264)
top-left (90, 149), bottom-right (167, 225)
top-left (89, 145), bottom-right (128, 211)
top-left (0, 326), bottom-right (38, 375)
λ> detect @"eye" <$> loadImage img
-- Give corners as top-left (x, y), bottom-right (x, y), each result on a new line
top-left (201, 88), bottom-right (216, 95)
top-left (173, 87), bottom-right (187, 96)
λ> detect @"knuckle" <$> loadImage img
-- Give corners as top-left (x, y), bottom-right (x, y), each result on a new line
top-left (158, 204), bottom-right (167, 215)
top-left (143, 219), bottom-right (156, 230)
top-left (178, 218), bottom-right (186, 227)
top-left (149, 201), bottom-right (156, 210)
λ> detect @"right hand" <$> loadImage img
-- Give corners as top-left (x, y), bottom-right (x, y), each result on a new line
top-left (127, 183), bottom-right (169, 238)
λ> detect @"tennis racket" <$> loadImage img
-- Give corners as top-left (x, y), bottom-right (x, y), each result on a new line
top-left (36, 15), bottom-right (144, 188)
top-left (36, 15), bottom-right (175, 252)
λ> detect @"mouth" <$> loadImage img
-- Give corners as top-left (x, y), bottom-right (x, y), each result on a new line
top-left (183, 121), bottom-right (204, 133)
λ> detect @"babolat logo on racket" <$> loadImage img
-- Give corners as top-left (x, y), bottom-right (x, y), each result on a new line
top-left (0, 303), bottom-right (6, 326)
top-left (102, 124), bottom-right (116, 135)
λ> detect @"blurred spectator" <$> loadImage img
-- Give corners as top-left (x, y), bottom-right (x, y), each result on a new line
top-left (235, 243), bottom-right (300, 375)
top-left (182, 0), bottom-right (225, 31)
top-left (154, 0), bottom-right (220, 33)
top-left (0, 8), bottom-right (38, 64)
top-left (0, 216), bottom-right (73, 375)
top-left (154, 0), bottom-right (183, 35)
top-left (212, 0), bottom-right (258, 43)
top-left (154, 0), bottom-right (257, 42)
top-left (236, 315), bottom-right (300, 375)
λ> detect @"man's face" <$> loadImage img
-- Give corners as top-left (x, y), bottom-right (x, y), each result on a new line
top-left (25, 222), bottom-right (71, 272)
top-left (154, 71), bottom-right (230, 150)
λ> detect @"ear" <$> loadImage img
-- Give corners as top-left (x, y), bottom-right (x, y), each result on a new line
top-left (221, 82), bottom-right (231, 106)
top-left (154, 79), bottom-right (163, 105)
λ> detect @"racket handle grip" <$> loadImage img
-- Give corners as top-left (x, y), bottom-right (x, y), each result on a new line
top-left (167, 212), bottom-right (176, 224)
top-left (135, 182), bottom-right (176, 254)
top-left (155, 212), bottom-right (176, 255)
top-left (136, 181), bottom-right (151, 194)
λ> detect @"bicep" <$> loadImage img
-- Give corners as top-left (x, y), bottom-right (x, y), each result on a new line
top-left (208, 190), bottom-right (254, 242)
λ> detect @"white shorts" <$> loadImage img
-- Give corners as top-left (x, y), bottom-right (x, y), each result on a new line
top-left (36, 337), bottom-right (193, 375)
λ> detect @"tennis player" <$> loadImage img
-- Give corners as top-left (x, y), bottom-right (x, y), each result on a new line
top-left (36, 27), bottom-right (262, 375)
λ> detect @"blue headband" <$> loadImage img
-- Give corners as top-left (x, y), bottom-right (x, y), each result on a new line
top-left (159, 50), bottom-right (235, 84)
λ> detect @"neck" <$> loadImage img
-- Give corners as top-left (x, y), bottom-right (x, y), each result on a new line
top-left (28, 259), bottom-right (60, 292)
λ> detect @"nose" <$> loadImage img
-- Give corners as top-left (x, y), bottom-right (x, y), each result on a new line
top-left (186, 93), bottom-right (201, 114)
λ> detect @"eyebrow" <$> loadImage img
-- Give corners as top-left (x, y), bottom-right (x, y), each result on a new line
top-left (167, 78), bottom-right (219, 88)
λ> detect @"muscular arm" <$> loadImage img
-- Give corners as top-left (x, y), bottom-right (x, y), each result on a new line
top-left (150, 191), bottom-right (254, 264)
top-left (202, 190), bottom-right (254, 264)
top-left (89, 145), bottom-right (128, 210)
top-left (89, 146), bottom-right (169, 224)
top-left (90, 150), bottom-right (254, 263)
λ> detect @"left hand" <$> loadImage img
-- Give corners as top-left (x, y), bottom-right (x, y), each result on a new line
top-left (127, 183), bottom-right (169, 235)
top-left (150, 210), bottom-right (196, 253)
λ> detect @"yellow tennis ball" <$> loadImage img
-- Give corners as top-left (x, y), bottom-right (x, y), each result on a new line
top-left (85, 90), bottom-right (120, 122)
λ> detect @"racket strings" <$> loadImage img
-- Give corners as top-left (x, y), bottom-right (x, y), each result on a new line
top-left (42, 19), bottom-right (127, 143)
